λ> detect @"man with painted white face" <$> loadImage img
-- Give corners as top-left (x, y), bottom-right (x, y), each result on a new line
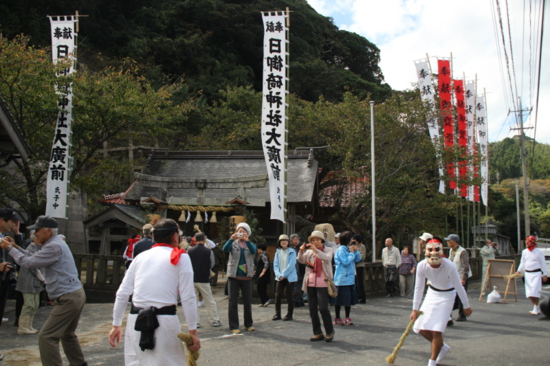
top-left (410, 238), bottom-right (472, 366)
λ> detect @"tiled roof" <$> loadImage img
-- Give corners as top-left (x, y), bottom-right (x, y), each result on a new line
top-left (125, 150), bottom-right (318, 206)
top-left (98, 181), bottom-right (137, 205)
top-left (319, 175), bottom-right (370, 208)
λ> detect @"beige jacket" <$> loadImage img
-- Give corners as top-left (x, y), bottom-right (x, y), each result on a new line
top-left (297, 246), bottom-right (334, 292)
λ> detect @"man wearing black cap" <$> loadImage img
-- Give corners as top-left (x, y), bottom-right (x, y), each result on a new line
top-left (0, 208), bottom-right (23, 327)
top-left (0, 215), bottom-right (87, 366)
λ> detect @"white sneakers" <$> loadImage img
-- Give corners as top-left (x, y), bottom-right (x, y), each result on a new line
top-left (436, 343), bottom-right (450, 364)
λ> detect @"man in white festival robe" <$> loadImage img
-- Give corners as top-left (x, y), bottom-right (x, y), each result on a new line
top-left (411, 238), bottom-right (472, 366)
top-left (109, 219), bottom-right (200, 365)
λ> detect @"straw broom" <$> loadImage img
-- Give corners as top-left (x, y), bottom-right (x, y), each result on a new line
top-left (385, 311), bottom-right (423, 365)
top-left (177, 333), bottom-right (200, 366)
top-left (503, 273), bottom-right (523, 281)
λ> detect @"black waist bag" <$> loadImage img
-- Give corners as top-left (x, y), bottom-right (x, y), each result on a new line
top-left (134, 306), bottom-right (160, 351)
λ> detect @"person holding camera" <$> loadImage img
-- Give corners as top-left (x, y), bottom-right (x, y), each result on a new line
top-left (480, 238), bottom-right (498, 291)
top-left (297, 231), bottom-right (335, 342)
top-left (222, 222), bottom-right (257, 334)
top-left (272, 235), bottom-right (297, 321)
top-left (0, 208), bottom-right (24, 327)
top-left (332, 232), bottom-right (361, 326)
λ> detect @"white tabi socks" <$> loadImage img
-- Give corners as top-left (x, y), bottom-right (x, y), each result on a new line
top-left (529, 305), bottom-right (540, 315)
top-left (436, 343), bottom-right (450, 364)
top-left (428, 359), bottom-right (437, 366)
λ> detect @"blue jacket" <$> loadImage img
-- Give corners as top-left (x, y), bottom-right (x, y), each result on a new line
top-left (334, 245), bottom-right (361, 286)
top-left (273, 248), bottom-right (297, 283)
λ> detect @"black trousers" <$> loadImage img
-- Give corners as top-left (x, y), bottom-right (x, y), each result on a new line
top-left (210, 265), bottom-right (220, 286)
top-left (293, 263), bottom-right (305, 306)
top-left (307, 287), bottom-right (334, 336)
top-left (0, 279), bottom-right (9, 326)
top-left (256, 275), bottom-right (270, 305)
top-left (355, 267), bottom-right (366, 301)
top-left (275, 279), bottom-right (294, 316)
top-left (384, 266), bottom-right (398, 295)
top-left (454, 280), bottom-right (469, 318)
top-left (228, 277), bottom-right (253, 330)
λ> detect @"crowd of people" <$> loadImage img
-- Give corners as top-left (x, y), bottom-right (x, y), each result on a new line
top-left (0, 208), bottom-right (547, 366)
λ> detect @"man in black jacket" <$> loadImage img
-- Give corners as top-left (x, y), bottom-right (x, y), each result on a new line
top-left (132, 224), bottom-right (155, 259)
top-left (188, 233), bottom-right (221, 327)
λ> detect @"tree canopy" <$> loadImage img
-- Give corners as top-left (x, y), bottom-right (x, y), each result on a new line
top-left (0, 0), bottom-right (392, 104)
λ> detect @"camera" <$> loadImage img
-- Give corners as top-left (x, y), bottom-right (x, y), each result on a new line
top-left (237, 233), bottom-right (243, 238)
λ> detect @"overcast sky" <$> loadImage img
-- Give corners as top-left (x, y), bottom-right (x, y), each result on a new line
top-left (307, 0), bottom-right (549, 144)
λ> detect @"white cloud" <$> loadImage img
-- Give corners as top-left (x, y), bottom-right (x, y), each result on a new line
top-left (306, 0), bottom-right (549, 144)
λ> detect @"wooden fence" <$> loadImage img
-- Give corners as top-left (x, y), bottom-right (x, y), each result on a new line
top-left (74, 254), bottom-right (127, 303)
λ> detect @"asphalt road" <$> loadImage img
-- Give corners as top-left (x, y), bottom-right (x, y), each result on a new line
top-left (1, 280), bottom-right (548, 366)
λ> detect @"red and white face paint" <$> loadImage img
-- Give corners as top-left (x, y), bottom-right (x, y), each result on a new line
top-left (425, 239), bottom-right (443, 266)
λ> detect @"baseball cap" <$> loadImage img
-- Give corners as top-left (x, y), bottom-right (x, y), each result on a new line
top-left (27, 215), bottom-right (58, 230)
top-left (419, 232), bottom-right (433, 241)
top-left (444, 234), bottom-right (460, 243)
top-left (0, 208), bottom-right (22, 222)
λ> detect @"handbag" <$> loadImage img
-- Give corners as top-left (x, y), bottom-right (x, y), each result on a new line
top-left (322, 267), bottom-right (338, 298)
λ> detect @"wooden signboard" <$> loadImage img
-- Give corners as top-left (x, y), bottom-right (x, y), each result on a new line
top-left (479, 259), bottom-right (517, 303)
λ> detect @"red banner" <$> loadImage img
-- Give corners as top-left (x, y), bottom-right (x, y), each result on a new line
top-left (454, 80), bottom-right (468, 197)
top-left (438, 60), bottom-right (455, 190)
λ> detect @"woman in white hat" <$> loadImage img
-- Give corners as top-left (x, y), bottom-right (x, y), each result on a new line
top-left (222, 222), bottom-right (257, 334)
top-left (297, 231), bottom-right (335, 342)
top-left (272, 235), bottom-right (297, 321)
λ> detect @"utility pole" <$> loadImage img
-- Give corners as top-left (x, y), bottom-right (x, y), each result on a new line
top-left (510, 97), bottom-right (533, 238)
top-left (370, 101), bottom-right (376, 263)
top-left (516, 180), bottom-right (521, 251)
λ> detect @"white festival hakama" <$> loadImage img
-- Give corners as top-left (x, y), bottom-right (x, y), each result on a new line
top-left (412, 258), bottom-right (469, 334)
top-left (524, 271), bottom-right (542, 298)
top-left (112, 246), bottom-right (198, 366)
top-left (124, 313), bottom-right (186, 366)
top-left (413, 287), bottom-right (456, 333)
top-left (517, 248), bottom-right (547, 299)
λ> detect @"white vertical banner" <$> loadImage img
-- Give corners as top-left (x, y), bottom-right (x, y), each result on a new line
top-left (415, 60), bottom-right (445, 194)
top-left (465, 82), bottom-right (476, 201)
top-left (476, 95), bottom-right (488, 206)
top-left (46, 16), bottom-right (77, 218)
top-left (261, 11), bottom-right (288, 222)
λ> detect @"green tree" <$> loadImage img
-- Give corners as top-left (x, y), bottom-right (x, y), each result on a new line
top-left (0, 36), bottom-right (192, 222)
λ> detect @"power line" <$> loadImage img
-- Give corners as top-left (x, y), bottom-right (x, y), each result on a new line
top-left (491, 0), bottom-right (512, 113)
top-left (505, 0), bottom-right (520, 103)
top-left (531, 0), bottom-right (546, 162)
top-left (495, 0), bottom-right (518, 114)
